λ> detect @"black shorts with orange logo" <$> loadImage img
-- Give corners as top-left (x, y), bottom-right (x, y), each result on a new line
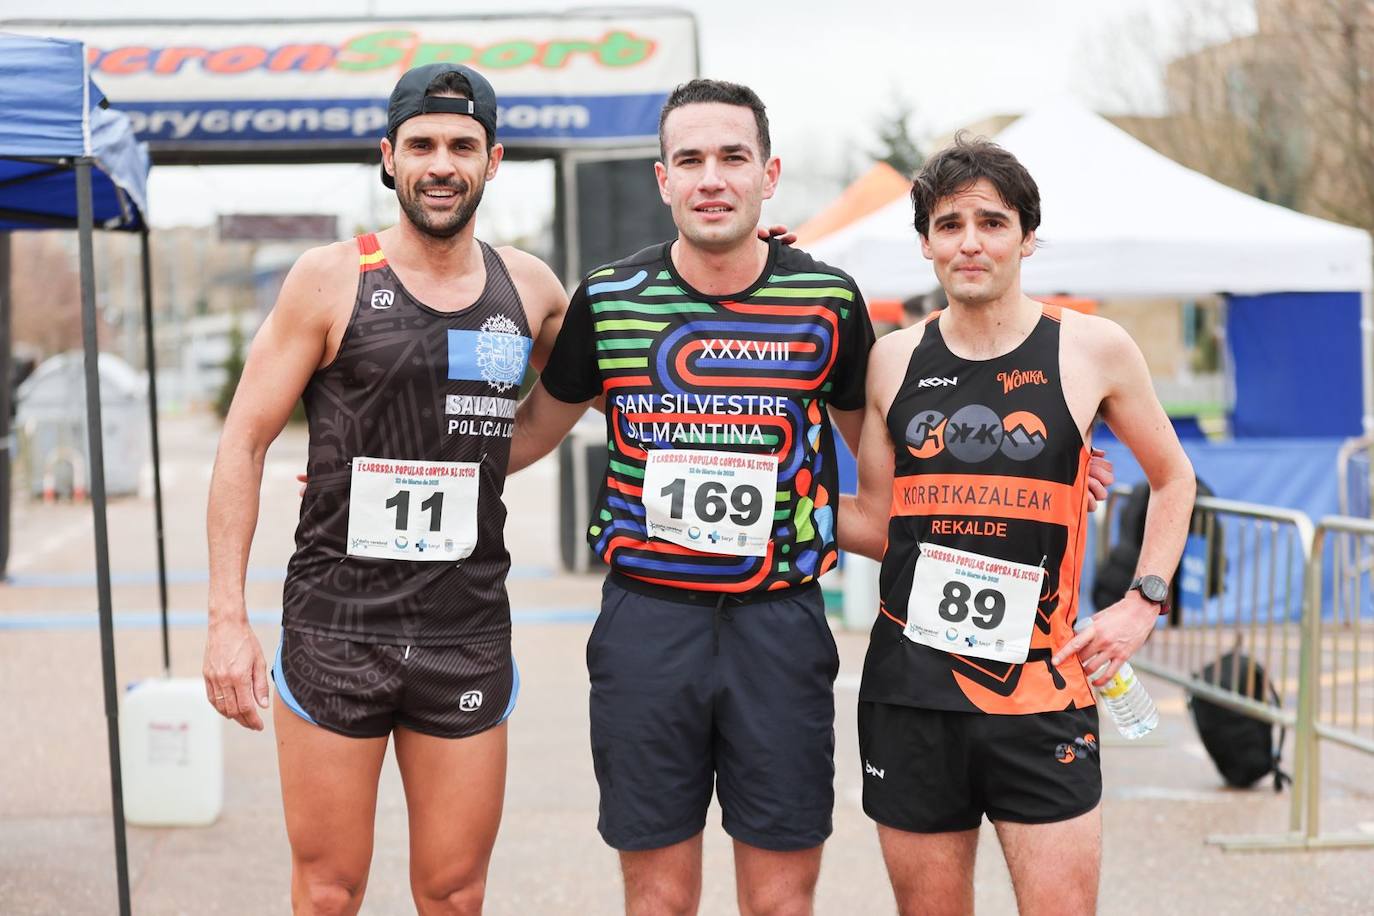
top-left (858, 701), bottom-right (1101, 832)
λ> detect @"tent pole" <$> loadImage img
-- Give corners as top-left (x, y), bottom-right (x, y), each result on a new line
top-left (0, 232), bottom-right (11, 580)
top-left (1363, 287), bottom-right (1373, 437)
top-left (77, 159), bottom-right (132, 916)
top-left (558, 153), bottom-right (580, 285)
top-left (1363, 287), bottom-right (1373, 517)
top-left (140, 228), bottom-right (170, 674)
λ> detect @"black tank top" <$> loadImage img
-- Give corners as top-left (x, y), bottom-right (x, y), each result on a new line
top-left (859, 305), bottom-right (1096, 714)
top-left (282, 234), bottom-right (531, 646)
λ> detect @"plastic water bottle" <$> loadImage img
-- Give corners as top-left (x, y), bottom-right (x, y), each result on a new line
top-left (1094, 662), bottom-right (1160, 739)
top-left (1073, 618), bottom-right (1159, 739)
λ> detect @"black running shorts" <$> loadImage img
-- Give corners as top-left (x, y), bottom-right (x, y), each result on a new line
top-left (272, 628), bottom-right (517, 739)
top-left (858, 701), bottom-right (1102, 832)
top-left (588, 575), bottom-right (840, 852)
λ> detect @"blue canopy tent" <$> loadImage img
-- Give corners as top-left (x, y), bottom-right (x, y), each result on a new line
top-left (0, 35), bottom-right (147, 228)
top-left (0, 32), bottom-right (169, 916)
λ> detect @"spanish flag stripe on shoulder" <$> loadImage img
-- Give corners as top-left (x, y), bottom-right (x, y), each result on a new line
top-left (357, 233), bottom-right (388, 272)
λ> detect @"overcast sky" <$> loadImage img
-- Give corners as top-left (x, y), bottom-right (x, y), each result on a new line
top-left (3, 0), bottom-right (1256, 234)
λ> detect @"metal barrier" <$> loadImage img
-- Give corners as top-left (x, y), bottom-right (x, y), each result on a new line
top-left (1097, 488), bottom-right (1374, 849)
top-left (1336, 434), bottom-right (1372, 519)
top-left (1097, 487), bottom-right (1312, 845)
top-left (1335, 437), bottom-right (1374, 615)
top-left (1291, 516), bottom-right (1374, 849)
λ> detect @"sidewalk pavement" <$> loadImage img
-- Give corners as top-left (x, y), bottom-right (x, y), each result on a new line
top-left (2, 414), bottom-right (1371, 914)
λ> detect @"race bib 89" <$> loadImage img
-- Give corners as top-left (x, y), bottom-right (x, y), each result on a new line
top-left (904, 542), bottom-right (1044, 664)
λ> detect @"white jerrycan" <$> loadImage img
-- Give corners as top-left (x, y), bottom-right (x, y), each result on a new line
top-left (119, 677), bottom-right (223, 826)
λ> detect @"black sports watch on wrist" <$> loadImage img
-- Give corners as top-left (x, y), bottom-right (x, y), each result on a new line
top-left (1128, 574), bottom-right (1170, 614)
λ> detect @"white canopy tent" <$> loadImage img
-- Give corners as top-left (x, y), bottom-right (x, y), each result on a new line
top-left (808, 101), bottom-right (1374, 432)
top-left (811, 102), bottom-right (1372, 297)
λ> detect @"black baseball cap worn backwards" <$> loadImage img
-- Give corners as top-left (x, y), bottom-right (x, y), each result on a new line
top-left (380, 63), bottom-right (498, 189)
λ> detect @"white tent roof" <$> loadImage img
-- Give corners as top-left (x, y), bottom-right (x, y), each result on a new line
top-left (809, 102), bottom-right (1373, 299)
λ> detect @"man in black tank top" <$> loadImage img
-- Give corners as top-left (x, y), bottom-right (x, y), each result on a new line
top-left (202, 64), bottom-right (569, 914)
top-left (839, 137), bottom-right (1196, 914)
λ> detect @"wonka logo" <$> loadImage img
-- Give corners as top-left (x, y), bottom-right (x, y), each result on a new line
top-left (997, 369), bottom-right (1047, 394)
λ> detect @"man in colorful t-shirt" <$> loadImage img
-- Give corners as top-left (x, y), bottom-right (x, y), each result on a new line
top-left (510, 79), bottom-right (873, 914)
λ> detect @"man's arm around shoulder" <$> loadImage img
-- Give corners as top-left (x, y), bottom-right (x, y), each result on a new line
top-left (509, 381), bottom-right (598, 474)
top-left (837, 326), bottom-right (924, 560)
top-left (508, 270), bottom-right (601, 474)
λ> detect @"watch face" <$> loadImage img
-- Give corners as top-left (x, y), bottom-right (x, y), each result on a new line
top-left (1139, 575), bottom-right (1169, 603)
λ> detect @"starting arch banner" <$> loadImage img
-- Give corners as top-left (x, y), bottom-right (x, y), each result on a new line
top-left (5, 13), bottom-right (698, 151)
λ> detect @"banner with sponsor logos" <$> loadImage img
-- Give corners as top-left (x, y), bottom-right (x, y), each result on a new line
top-left (5, 14), bottom-right (697, 151)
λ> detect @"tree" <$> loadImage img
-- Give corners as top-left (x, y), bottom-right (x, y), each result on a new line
top-left (869, 94), bottom-right (924, 177)
top-left (12, 233), bottom-right (92, 356)
top-left (1083, 0), bottom-right (1374, 234)
top-left (215, 319), bottom-right (244, 420)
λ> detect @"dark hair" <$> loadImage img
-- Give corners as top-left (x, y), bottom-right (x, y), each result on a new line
top-left (658, 79), bottom-right (771, 160)
top-left (419, 70), bottom-right (495, 149)
top-left (911, 132), bottom-right (1040, 238)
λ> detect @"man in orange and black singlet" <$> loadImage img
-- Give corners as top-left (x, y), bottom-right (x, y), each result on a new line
top-left (202, 64), bottom-right (570, 914)
top-left (841, 136), bottom-right (1196, 915)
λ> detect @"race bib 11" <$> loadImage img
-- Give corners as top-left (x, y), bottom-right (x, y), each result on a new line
top-left (346, 457), bottom-right (479, 562)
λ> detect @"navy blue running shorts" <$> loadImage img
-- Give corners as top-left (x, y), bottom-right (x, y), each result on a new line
top-left (858, 701), bottom-right (1102, 832)
top-left (272, 628), bottom-right (517, 739)
top-left (588, 575), bottom-right (840, 852)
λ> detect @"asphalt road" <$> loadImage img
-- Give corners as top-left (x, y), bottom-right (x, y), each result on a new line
top-left (2, 414), bottom-right (1371, 914)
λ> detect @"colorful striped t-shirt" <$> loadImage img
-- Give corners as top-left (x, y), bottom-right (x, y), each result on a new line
top-left (541, 239), bottom-right (874, 596)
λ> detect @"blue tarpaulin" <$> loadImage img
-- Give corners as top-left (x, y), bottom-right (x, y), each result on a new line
top-left (0, 33), bottom-right (148, 230)
top-left (1227, 292), bottom-right (1362, 438)
top-left (1084, 437), bottom-right (1369, 623)
top-left (1097, 437), bottom-right (1344, 523)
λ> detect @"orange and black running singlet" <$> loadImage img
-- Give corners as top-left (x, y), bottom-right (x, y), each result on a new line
top-left (281, 234), bottom-right (531, 646)
top-left (858, 306), bottom-right (1095, 714)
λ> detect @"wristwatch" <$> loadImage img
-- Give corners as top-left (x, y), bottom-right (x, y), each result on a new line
top-left (1128, 575), bottom-right (1170, 614)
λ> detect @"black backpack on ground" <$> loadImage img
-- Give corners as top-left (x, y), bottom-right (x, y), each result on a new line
top-left (1187, 651), bottom-right (1291, 791)
top-left (1092, 477), bottom-right (1223, 619)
